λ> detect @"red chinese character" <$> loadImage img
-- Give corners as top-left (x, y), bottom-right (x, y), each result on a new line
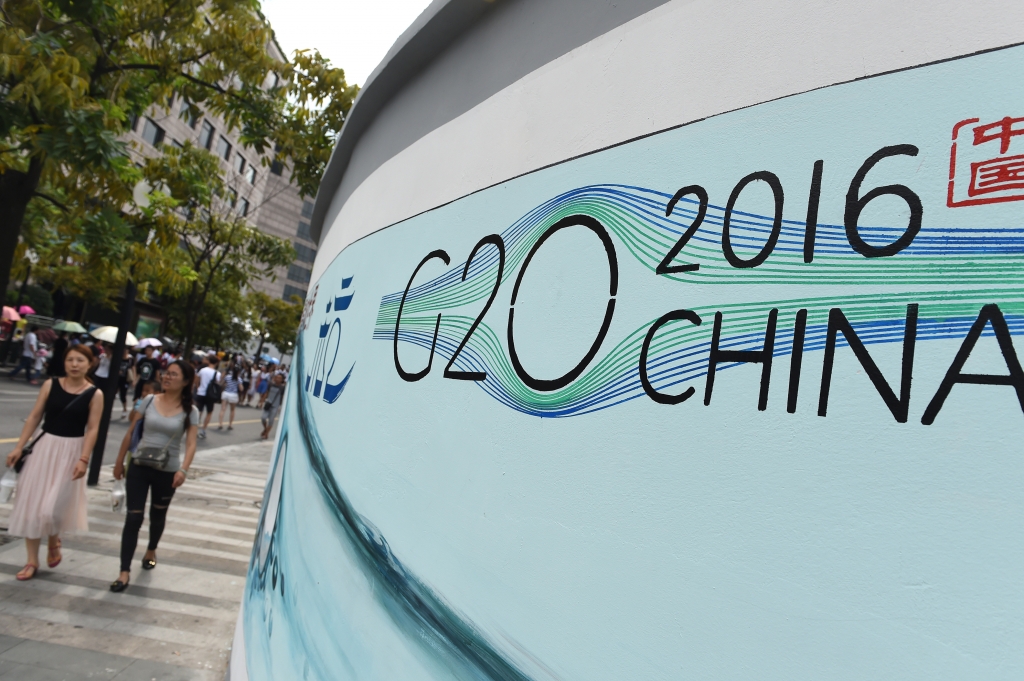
top-left (969, 154), bottom-right (1024, 196)
top-left (972, 116), bottom-right (1024, 154)
top-left (948, 115), bottom-right (1024, 207)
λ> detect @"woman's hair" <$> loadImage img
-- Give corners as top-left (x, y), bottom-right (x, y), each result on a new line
top-left (229, 361), bottom-right (240, 381)
top-left (167, 359), bottom-right (196, 428)
top-left (65, 343), bottom-right (94, 365)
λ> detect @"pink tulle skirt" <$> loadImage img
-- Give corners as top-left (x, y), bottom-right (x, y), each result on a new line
top-left (7, 434), bottom-right (89, 539)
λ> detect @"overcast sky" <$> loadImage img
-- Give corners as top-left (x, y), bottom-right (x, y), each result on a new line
top-left (261, 0), bottom-right (435, 87)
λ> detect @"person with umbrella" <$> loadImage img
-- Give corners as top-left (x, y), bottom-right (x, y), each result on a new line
top-left (8, 325), bottom-right (40, 385)
top-left (133, 345), bottom-right (162, 402)
top-left (1, 306), bottom-right (20, 343)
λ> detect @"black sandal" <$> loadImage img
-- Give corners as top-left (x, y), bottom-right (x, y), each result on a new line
top-left (142, 558), bottom-right (156, 570)
top-left (110, 579), bottom-right (129, 593)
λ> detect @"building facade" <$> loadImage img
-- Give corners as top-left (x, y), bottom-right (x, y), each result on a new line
top-left (122, 41), bottom-right (316, 308)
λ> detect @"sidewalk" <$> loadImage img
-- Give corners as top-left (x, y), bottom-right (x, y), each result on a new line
top-left (0, 441), bottom-right (271, 681)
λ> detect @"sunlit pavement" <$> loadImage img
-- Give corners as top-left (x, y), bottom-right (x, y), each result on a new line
top-left (0, 378), bottom-right (273, 680)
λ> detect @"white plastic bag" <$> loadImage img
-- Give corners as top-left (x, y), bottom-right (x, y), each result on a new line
top-left (0, 468), bottom-right (17, 504)
top-left (110, 479), bottom-right (126, 513)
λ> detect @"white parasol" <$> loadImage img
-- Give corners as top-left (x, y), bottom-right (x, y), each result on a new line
top-left (89, 326), bottom-right (139, 347)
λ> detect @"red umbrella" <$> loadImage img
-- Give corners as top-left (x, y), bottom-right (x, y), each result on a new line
top-left (18, 305), bottom-right (35, 315)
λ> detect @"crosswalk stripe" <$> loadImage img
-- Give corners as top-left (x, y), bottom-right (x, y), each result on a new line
top-left (0, 572), bottom-right (238, 622)
top-left (0, 600), bottom-right (215, 648)
top-left (85, 517), bottom-right (255, 549)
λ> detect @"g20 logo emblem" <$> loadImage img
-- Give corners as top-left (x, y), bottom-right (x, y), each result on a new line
top-left (305, 276), bottom-right (355, 404)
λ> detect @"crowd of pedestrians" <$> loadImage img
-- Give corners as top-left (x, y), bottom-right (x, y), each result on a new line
top-left (4, 340), bottom-right (289, 591)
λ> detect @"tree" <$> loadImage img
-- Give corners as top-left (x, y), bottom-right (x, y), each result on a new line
top-left (165, 275), bottom-right (252, 352)
top-left (246, 289), bottom-right (302, 359)
top-left (0, 0), bottom-right (283, 299)
top-left (147, 143), bottom-right (294, 354)
top-left (272, 49), bottom-right (359, 199)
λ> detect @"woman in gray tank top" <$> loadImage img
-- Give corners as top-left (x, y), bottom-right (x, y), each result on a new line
top-left (109, 360), bottom-right (199, 592)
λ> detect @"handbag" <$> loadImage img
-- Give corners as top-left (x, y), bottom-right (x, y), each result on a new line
top-left (134, 442), bottom-right (172, 469)
top-left (14, 387), bottom-right (95, 473)
top-left (13, 431), bottom-right (45, 474)
top-left (132, 395), bottom-right (173, 469)
top-left (206, 371), bottom-right (223, 404)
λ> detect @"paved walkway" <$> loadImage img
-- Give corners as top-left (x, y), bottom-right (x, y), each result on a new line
top-left (0, 440), bottom-right (272, 680)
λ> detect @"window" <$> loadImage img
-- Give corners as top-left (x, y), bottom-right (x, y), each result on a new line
top-left (244, 165), bottom-right (256, 184)
top-left (128, 114), bottom-right (139, 131)
top-left (141, 118), bottom-right (165, 147)
top-left (287, 265), bottom-right (311, 284)
top-left (300, 200), bottom-right (314, 219)
top-left (293, 242), bottom-right (316, 263)
top-left (227, 188), bottom-right (237, 208)
top-left (282, 285), bottom-right (306, 302)
top-left (270, 159), bottom-right (283, 176)
top-left (199, 121), bottom-right (214, 150)
top-left (237, 197), bottom-right (250, 217)
top-left (233, 154), bottom-right (245, 174)
top-left (171, 139), bottom-right (183, 149)
top-left (216, 135), bottom-right (232, 160)
top-left (179, 99), bottom-right (198, 128)
top-left (296, 221), bottom-right (312, 241)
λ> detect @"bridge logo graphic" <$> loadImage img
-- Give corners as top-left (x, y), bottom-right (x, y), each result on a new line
top-left (304, 276), bottom-right (355, 404)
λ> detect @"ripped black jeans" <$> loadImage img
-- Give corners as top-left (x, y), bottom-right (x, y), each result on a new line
top-left (120, 463), bottom-right (177, 572)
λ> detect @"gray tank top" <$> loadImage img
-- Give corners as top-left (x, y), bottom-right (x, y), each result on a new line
top-left (135, 395), bottom-right (199, 472)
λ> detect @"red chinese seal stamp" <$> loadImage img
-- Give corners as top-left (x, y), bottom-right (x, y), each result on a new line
top-left (948, 116), bottom-right (1024, 207)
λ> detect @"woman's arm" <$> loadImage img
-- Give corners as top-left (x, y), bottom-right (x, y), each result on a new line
top-left (173, 422), bottom-right (199, 488)
top-left (5, 379), bottom-right (52, 468)
top-left (112, 409), bottom-right (143, 480)
top-left (73, 390), bottom-right (105, 480)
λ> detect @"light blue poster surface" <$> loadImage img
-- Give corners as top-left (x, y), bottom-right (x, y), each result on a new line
top-left (245, 46), bottom-right (1024, 680)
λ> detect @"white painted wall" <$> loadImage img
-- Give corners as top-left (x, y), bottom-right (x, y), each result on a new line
top-left (314, 0), bottom-right (1024, 280)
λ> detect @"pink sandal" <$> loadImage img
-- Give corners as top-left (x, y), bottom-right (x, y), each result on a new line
top-left (47, 539), bottom-right (62, 568)
top-left (16, 564), bottom-right (38, 581)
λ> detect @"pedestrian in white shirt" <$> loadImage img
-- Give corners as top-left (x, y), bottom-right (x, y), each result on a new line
top-left (8, 325), bottom-right (40, 385)
top-left (192, 354), bottom-right (222, 439)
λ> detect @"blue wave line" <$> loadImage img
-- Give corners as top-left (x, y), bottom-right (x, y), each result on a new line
top-left (376, 314), bottom-right (1024, 418)
top-left (382, 184), bottom-right (1024, 308)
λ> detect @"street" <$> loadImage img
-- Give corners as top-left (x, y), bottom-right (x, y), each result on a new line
top-left (0, 379), bottom-right (271, 680)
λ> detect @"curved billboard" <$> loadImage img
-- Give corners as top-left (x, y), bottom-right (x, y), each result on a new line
top-left (240, 23), bottom-right (1024, 681)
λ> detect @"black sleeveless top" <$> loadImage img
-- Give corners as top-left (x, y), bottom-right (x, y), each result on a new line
top-left (42, 380), bottom-right (97, 437)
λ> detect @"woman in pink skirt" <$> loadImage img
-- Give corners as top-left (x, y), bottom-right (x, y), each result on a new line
top-left (5, 344), bottom-right (103, 580)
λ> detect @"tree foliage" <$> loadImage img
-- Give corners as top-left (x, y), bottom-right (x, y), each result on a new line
top-left (246, 289), bottom-right (302, 358)
top-left (164, 273), bottom-right (251, 352)
top-left (146, 143), bottom-right (294, 354)
top-left (272, 49), bottom-right (358, 199)
top-left (1, 0), bottom-right (356, 355)
top-left (0, 0), bottom-right (285, 298)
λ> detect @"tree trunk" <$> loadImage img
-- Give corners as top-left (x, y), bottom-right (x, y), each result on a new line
top-left (182, 281), bottom-right (201, 357)
top-left (254, 333), bottom-right (267, 362)
top-left (0, 157), bottom-right (44, 301)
